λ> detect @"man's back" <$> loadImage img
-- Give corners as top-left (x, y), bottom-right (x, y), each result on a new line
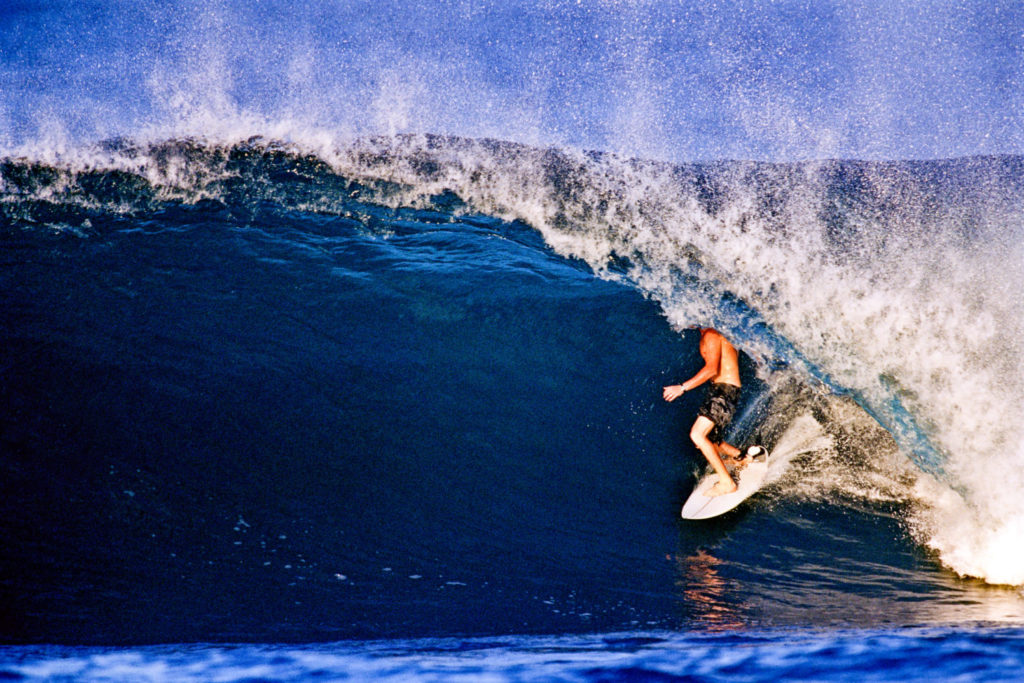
top-left (700, 328), bottom-right (741, 386)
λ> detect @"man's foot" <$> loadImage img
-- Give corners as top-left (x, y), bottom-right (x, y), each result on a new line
top-left (723, 453), bottom-right (748, 471)
top-left (724, 446), bottom-right (767, 471)
top-left (707, 478), bottom-right (738, 497)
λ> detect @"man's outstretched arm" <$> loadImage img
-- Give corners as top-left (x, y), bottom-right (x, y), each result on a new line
top-left (663, 333), bottom-right (722, 401)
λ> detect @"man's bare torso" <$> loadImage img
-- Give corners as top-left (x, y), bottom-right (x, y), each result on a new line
top-left (700, 328), bottom-right (741, 387)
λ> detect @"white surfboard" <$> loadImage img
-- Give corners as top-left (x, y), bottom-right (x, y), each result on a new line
top-left (681, 446), bottom-right (769, 520)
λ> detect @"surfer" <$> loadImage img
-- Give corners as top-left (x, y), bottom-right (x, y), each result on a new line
top-left (663, 328), bottom-right (744, 496)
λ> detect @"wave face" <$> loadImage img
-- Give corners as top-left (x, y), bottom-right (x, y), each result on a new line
top-left (2, 135), bottom-right (1024, 644)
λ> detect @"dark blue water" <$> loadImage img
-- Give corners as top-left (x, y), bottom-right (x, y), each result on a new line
top-left (3, 141), bottom-right (1023, 683)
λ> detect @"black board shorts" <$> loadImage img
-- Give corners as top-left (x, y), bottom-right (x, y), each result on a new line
top-left (697, 382), bottom-right (741, 443)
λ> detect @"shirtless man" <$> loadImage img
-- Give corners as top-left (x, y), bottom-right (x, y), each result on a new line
top-left (662, 328), bottom-right (743, 496)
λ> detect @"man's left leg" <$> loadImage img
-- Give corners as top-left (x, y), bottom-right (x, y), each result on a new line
top-left (690, 416), bottom-right (737, 496)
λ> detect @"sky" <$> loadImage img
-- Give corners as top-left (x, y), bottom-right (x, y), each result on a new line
top-left (1, 0), bottom-right (1022, 161)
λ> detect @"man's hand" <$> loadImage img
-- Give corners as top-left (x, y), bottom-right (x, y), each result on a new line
top-left (663, 385), bottom-right (685, 402)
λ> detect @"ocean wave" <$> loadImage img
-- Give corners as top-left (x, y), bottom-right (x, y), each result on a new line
top-left (3, 134), bottom-right (1024, 591)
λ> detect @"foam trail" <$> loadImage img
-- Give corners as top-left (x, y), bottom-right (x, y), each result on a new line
top-left (762, 413), bottom-right (835, 487)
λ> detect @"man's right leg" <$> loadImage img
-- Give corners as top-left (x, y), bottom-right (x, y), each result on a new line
top-left (690, 416), bottom-right (737, 496)
top-left (718, 441), bottom-right (742, 460)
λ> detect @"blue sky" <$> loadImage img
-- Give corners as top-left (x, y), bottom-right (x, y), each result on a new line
top-left (2, 0), bottom-right (1022, 160)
